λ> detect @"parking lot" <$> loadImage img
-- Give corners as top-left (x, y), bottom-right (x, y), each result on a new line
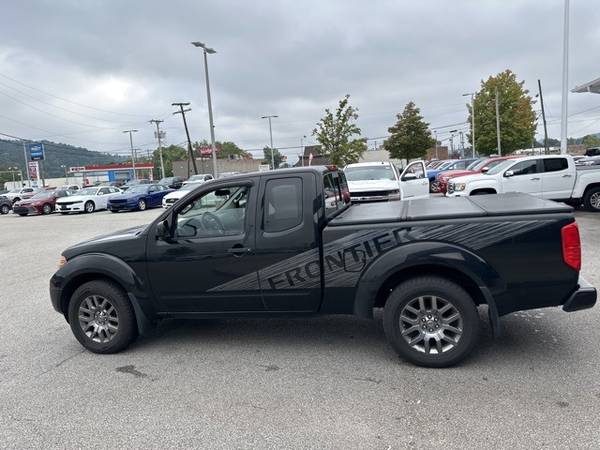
top-left (0, 208), bottom-right (599, 448)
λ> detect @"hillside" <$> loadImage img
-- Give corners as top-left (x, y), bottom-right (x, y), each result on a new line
top-left (0, 139), bottom-right (126, 178)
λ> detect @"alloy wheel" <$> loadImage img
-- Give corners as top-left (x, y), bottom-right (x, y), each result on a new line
top-left (399, 295), bottom-right (463, 354)
top-left (78, 295), bottom-right (119, 343)
top-left (591, 192), bottom-right (600, 210)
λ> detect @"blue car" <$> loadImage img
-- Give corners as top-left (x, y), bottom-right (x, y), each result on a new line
top-left (427, 159), bottom-right (478, 182)
top-left (107, 184), bottom-right (173, 212)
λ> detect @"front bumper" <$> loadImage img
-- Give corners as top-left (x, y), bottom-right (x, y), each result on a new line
top-left (49, 274), bottom-right (64, 314)
top-left (12, 205), bottom-right (37, 215)
top-left (57, 203), bottom-right (84, 212)
top-left (563, 276), bottom-right (597, 312)
top-left (108, 203), bottom-right (137, 211)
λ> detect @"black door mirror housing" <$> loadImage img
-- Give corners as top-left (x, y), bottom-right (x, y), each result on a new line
top-left (156, 219), bottom-right (172, 240)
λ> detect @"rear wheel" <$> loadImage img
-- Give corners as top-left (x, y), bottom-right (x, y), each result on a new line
top-left (137, 199), bottom-right (147, 211)
top-left (0, 204), bottom-right (9, 214)
top-left (67, 280), bottom-right (137, 354)
top-left (383, 276), bottom-right (480, 367)
top-left (84, 201), bottom-right (95, 213)
top-left (583, 187), bottom-right (600, 212)
top-left (42, 203), bottom-right (52, 215)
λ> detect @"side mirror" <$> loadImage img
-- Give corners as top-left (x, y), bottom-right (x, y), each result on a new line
top-left (402, 172), bottom-right (417, 181)
top-left (481, 166), bottom-right (490, 173)
top-left (156, 219), bottom-right (173, 241)
top-left (504, 170), bottom-right (514, 178)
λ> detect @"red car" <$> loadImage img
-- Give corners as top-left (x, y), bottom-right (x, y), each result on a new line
top-left (435, 156), bottom-right (516, 194)
top-left (12, 189), bottom-right (71, 216)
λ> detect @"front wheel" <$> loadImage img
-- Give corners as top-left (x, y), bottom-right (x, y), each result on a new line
top-left (0, 204), bottom-right (10, 214)
top-left (42, 203), bottom-right (52, 215)
top-left (383, 276), bottom-right (480, 367)
top-left (583, 187), bottom-right (600, 212)
top-left (67, 280), bottom-right (137, 354)
top-left (84, 201), bottom-right (95, 213)
top-left (137, 199), bottom-right (147, 211)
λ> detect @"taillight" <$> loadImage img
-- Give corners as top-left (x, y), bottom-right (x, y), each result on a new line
top-left (561, 222), bottom-right (581, 271)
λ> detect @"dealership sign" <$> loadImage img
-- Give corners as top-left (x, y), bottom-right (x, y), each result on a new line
top-left (28, 142), bottom-right (45, 161)
top-left (28, 161), bottom-right (40, 180)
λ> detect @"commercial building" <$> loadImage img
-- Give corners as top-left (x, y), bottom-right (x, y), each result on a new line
top-left (69, 162), bottom-right (154, 185)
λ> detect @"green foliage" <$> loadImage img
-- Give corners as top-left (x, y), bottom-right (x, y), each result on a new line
top-left (467, 70), bottom-right (537, 155)
top-left (152, 144), bottom-right (187, 177)
top-left (582, 134), bottom-right (600, 147)
top-left (262, 146), bottom-right (284, 168)
top-left (219, 141), bottom-right (250, 159)
top-left (312, 95), bottom-right (367, 166)
top-left (384, 101), bottom-right (435, 161)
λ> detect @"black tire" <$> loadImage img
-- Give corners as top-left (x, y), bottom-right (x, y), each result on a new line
top-left (383, 276), bottom-right (480, 368)
top-left (18, 213), bottom-right (28, 217)
top-left (137, 199), bottom-right (147, 211)
top-left (583, 186), bottom-right (600, 212)
top-left (67, 280), bottom-right (137, 354)
top-left (110, 209), bottom-right (118, 213)
top-left (42, 203), bottom-right (52, 215)
top-left (84, 201), bottom-right (95, 213)
top-left (0, 204), bottom-right (9, 214)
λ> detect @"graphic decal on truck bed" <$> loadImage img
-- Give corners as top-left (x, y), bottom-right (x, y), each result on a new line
top-left (208, 220), bottom-right (552, 292)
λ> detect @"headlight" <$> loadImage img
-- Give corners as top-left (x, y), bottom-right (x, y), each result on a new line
top-left (58, 255), bottom-right (67, 269)
top-left (453, 183), bottom-right (466, 191)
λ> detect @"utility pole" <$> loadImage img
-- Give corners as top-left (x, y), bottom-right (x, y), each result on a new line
top-left (300, 135), bottom-right (307, 167)
top-left (191, 42), bottom-right (219, 178)
top-left (560, 0), bottom-right (570, 154)
top-left (495, 88), bottom-right (502, 156)
top-left (150, 119), bottom-right (166, 179)
top-left (123, 129), bottom-right (138, 180)
top-left (538, 79), bottom-right (550, 155)
top-left (261, 115), bottom-right (278, 169)
top-left (462, 92), bottom-right (476, 157)
top-left (434, 131), bottom-right (439, 159)
top-left (22, 143), bottom-right (31, 186)
top-left (172, 102), bottom-right (198, 176)
top-left (459, 131), bottom-right (465, 157)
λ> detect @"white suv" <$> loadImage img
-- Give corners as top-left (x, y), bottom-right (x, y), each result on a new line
top-left (344, 161), bottom-right (429, 202)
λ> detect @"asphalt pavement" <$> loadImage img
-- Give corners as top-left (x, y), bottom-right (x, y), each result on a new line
top-left (0, 207), bottom-right (599, 449)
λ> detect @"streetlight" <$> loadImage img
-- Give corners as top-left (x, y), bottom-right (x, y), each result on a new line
top-left (123, 129), bottom-right (139, 180)
top-left (560, 0), bottom-right (570, 154)
top-left (300, 135), bottom-right (307, 167)
top-left (462, 92), bottom-right (476, 158)
top-left (191, 41), bottom-right (219, 178)
top-left (60, 164), bottom-right (68, 183)
top-left (261, 115), bottom-right (278, 169)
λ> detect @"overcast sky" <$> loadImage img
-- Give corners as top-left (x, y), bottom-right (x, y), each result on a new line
top-left (1, 0), bottom-right (599, 162)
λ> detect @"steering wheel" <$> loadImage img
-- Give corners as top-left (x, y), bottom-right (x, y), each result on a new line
top-left (201, 211), bottom-right (225, 235)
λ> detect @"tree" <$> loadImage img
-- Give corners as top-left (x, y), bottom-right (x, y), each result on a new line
top-left (313, 95), bottom-right (367, 165)
top-left (582, 134), bottom-right (600, 147)
top-left (467, 70), bottom-right (536, 155)
top-left (219, 141), bottom-right (250, 159)
top-left (384, 101), bottom-right (435, 161)
top-left (152, 144), bottom-right (187, 177)
top-left (262, 146), bottom-right (284, 168)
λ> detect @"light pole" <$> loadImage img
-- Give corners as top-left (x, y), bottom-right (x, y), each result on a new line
top-left (449, 129), bottom-right (458, 157)
top-left (495, 88), bottom-right (502, 156)
top-left (60, 164), bottom-right (68, 183)
top-left (123, 129), bottom-right (138, 180)
top-left (261, 115), bottom-right (278, 169)
top-left (560, 0), bottom-right (570, 154)
top-left (150, 119), bottom-right (166, 179)
top-left (300, 135), bottom-right (307, 167)
top-left (191, 42), bottom-right (219, 178)
top-left (462, 92), bottom-right (476, 157)
top-left (434, 131), bottom-right (438, 159)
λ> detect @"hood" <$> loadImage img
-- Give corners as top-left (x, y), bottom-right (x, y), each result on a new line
top-left (449, 173), bottom-right (491, 184)
top-left (164, 189), bottom-right (192, 200)
top-left (57, 194), bottom-right (91, 202)
top-left (440, 170), bottom-right (475, 180)
top-left (347, 179), bottom-right (399, 192)
top-left (63, 225), bottom-right (148, 259)
top-left (110, 192), bottom-right (144, 201)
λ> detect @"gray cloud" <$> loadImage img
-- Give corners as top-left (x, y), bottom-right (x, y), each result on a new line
top-left (0, 0), bottom-right (599, 162)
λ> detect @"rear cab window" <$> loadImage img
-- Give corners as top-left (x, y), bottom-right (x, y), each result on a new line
top-left (264, 177), bottom-right (303, 232)
top-left (543, 158), bottom-right (569, 172)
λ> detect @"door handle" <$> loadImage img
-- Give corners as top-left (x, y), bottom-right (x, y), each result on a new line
top-left (228, 246), bottom-right (252, 256)
top-left (530, 177), bottom-right (541, 181)
top-left (562, 174), bottom-right (572, 178)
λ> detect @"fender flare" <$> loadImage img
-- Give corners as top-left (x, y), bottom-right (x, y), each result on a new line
top-left (352, 241), bottom-right (503, 336)
top-left (53, 253), bottom-right (155, 335)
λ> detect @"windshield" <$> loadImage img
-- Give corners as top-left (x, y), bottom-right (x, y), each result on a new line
top-left (466, 159), bottom-right (485, 170)
top-left (30, 192), bottom-right (52, 199)
top-left (485, 159), bottom-right (514, 175)
top-left (127, 185), bottom-right (150, 193)
top-left (78, 188), bottom-right (98, 196)
top-left (344, 166), bottom-right (396, 181)
top-left (436, 161), bottom-right (455, 170)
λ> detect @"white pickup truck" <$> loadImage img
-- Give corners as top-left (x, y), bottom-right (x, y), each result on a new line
top-left (447, 154), bottom-right (600, 211)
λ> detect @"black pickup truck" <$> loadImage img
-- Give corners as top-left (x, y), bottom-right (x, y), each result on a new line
top-left (50, 166), bottom-right (596, 367)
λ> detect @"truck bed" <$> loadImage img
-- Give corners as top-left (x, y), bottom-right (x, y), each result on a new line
top-left (330, 192), bottom-right (573, 226)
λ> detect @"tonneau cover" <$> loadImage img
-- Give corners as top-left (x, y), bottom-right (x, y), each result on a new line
top-left (330, 192), bottom-right (572, 226)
